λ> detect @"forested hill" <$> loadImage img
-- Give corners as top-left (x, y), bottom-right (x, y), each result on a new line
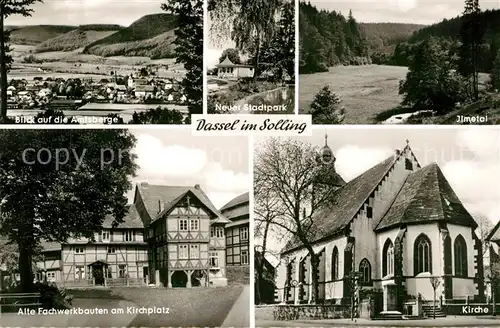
top-left (374, 9), bottom-right (500, 72)
top-left (408, 9), bottom-right (500, 43)
top-left (299, 1), bottom-right (369, 74)
top-left (360, 23), bottom-right (426, 54)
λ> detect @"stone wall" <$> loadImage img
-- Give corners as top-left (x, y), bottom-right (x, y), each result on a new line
top-left (272, 304), bottom-right (350, 320)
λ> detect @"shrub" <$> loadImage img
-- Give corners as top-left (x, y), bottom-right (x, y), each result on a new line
top-left (35, 282), bottom-right (73, 309)
top-left (310, 85), bottom-right (345, 124)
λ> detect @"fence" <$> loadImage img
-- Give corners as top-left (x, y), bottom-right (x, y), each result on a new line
top-left (0, 293), bottom-right (41, 313)
top-left (57, 278), bottom-right (147, 288)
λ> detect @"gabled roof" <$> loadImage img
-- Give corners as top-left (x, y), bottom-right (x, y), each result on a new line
top-left (136, 183), bottom-right (229, 223)
top-left (282, 153), bottom-right (398, 253)
top-left (486, 219), bottom-right (500, 242)
top-left (375, 163), bottom-right (477, 231)
top-left (220, 192), bottom-right (249, 211)
top-left (102, 204), bottom-right (144, 229)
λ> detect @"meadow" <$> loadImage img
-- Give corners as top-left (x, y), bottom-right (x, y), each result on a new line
top-left (299, 65), bottom-right (492, 124)
top-left (8, 44), bottom-right (184, 81)
top-left (299, 65), bottom-right (408, 124)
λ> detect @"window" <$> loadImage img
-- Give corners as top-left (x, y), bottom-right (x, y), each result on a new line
top-left (74, 246), bottom-right (84, 254)
top-left (382, 239), bottom-right (394, 277)
top-left (190, 219), bottom-right (199, 231)
top-left (102, 231), bottom-right (110, 241)
top-left (359, 258), bottom-right (371, 285)
top-left (190, 244), bottom-right (200, 259)
top-left (125, 230), bottom-right (135, 242)
top-left (414, 234), bottom-right (432, 275)
top-left (216, 226), bottom-right (224, 238)
top-left (119, 265), bottom-right (127, 278)
top-left (107, 266), bottom-right (112, 278)
top-left (405, 158), bottom-right (413, 170)
top-left (107, 246), bottom-right (116, 254)
top-left (454, 234), bottom-right (468, 277)
top-left (179, 245), bottom-right (189, 259)
top-left (210, 251), bottom-right (219, 267)
top-left (179, 219), bottom-right (188, 231)
top-left (240, 227), bottom-right (248, 240)
top-left (331, 247), bottom-right (339, 281)
top-left (241, 250), bottom-right (249, 265)
top-left (367, 207), bottom-right (373, 219)
top-left (75, 266), bottom-right (85, 280)
top-left (47, 272), bottom-right (55, 280)
top-left (210, 227), bottom-right (215, 238)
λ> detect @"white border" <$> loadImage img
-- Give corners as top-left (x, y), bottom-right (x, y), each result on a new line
top-left (203, 0), bottom-right (209, 114)
top-left (249, 135), bottom-right (256, 328)
top-left (294, 0), bottom-right (299, 115)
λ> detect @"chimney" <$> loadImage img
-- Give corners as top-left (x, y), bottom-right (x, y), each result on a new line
top-left (194, 184), bottom-right (200, 190)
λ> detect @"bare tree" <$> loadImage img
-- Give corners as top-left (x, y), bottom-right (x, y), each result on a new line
top-left (254, 137), bottom-right (338, 304)
top-left (474, 213), bottom-right (494, 255)
top-left (254, 176), bottom-right (288, 304)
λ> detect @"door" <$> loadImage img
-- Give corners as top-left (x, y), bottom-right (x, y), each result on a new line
top-left (93, 264), bottom-right (105, 285)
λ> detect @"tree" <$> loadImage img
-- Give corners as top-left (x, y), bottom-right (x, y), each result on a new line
top-left (491, 51), bottom-right (500, 90)
top-left (210, 0), bottom-right (281, 81)
top-left (490, 261), bottom-right (500, 315)
top-left (310, 85), bottom-right (345, 124)
top-left (1, 0), bottom-right (43, 122)
top-left (475, 213), bottom-right (494, 255)
top-left (254, 137), bottom-right (339, 304)
top-left (219, 48), bottom-right (241, 64)
top-left (399, 37), bottom-right (467, 114)
top-left (429, 276), bottom-right (441, 319)
top-left (0, 130), bottom-right (138, 292)
top-left (459, 0), bottom-right (486, 100)
top-left (254, 179), bottom-right (285, 304)
top-left (129, 107), bottom-right (186, 124)
top-left (162, 0), bottom-right (202, 114)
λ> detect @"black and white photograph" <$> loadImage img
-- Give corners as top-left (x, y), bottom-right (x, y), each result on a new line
top-left (299, 0), bottom-right (500, 124)
top-left (0, 128), bottom-right (250, 327)
top-left (207, 0), bottom-right (295, 115)
top-left (0, 0), bottom-right (202, 124)
top-left (254, 127), bottom-right (500, 327)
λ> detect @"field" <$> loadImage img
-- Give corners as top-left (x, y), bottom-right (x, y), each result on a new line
top-left (299, 65), bottom-right (408, 124)
top-left (300, 65), bottom-right (492, 124)
top-left (8, 44), bottom-right (184, 81)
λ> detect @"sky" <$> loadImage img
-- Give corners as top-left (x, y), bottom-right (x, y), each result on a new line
top-left (255, 127), bottom-right (500, 256)
top-left (128, 128), bottom-right (250, 209)
top-left (5, 0), bottom-right (163, 26)
top-left (310, 0), bottom-right (500, 24)
top-left (207, 15), bottom-right (237, 69)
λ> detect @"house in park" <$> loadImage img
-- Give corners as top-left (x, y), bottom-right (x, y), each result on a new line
top-left (274, 136), bottom-right (484, 316)
top-left (216, 57), bottom-right (254, 80)
top-left (221, 192), bottom-right (250, 283)
top-left (35, 183), bottom-right (232, 288)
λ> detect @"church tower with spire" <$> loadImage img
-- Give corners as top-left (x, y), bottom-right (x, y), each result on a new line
top-left (313, 133), bottom-right (346, 202)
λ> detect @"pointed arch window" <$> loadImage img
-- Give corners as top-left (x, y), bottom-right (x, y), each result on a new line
top-left (414, 234), bottom-right (432, 275)
top-left (331, 247), bottom-right (339, 281)
top-left (359, 258), bottom-right (371, 285)
top-left (382, 239), bottom-right (394, 277)
top-left (454, 234), bottom-right (468, 277)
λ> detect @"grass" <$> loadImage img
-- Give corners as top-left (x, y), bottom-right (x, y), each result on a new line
top-left (68, 286), bottom-right (245, 327)
top-left (300, 65), bottom-right (408, 124)
top-left (300, 65), bottom-right (492, 124)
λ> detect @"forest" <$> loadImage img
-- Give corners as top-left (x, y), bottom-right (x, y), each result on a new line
top-left (373, 9), bottom-right (500, 73)
top-left (299, 1), bottom-right (369, 74)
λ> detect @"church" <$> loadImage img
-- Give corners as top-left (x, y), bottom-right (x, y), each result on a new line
top-left (274, 136), bottom-right (485, 314)
top-left (32, 183), bottom-right (233, 288)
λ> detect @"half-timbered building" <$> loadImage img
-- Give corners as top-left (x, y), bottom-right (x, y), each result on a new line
top-left (221, 192), bottom-right (250, 268)
top-left (35, 183), bottom-right (231, 288)
top-left (274, 138), bottom-right (484, 315)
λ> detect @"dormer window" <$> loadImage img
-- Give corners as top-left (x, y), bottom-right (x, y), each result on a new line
top-left (405, 158), bottom-right (413, 170)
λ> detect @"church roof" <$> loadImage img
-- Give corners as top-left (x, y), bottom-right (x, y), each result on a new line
top-left (282, 153), bottom-right (398, 253)
top-left (136, 183), bottom-right (228, 223)
top-left (215, 56), bottom-right (253, 68)
top-left (375, 163), bottom-right (477, 231)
